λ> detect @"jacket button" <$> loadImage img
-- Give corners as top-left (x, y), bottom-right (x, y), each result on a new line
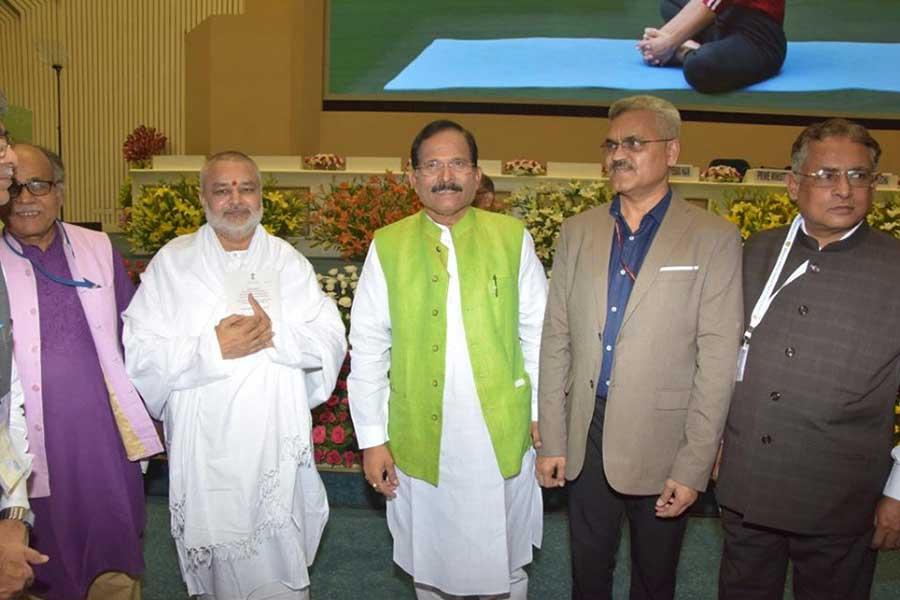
top-left (431, 379), bottom-right (438, 387)
top-left (798, 305), bottom-right (809, 316)
top-left (432, 309), bottom-right (439, 317)
top-left (761, 435), bottom-right (772, 444)
top-left (432, 344), bottom-right (439, 352)
top-left (431, 275), bottom-right (439, 283)
top-left (31, 384), bottom-right (39, 392)
top-left (784, 347), bottom-right (795, 358)
top-left (770, 391), bottom-right (781, 401)
top-left (435, 246), bottom-right (442, 253)
top-left (431, 414), bottom-right (439, 421)
top-left (809, 263), bottom-right (820, 273)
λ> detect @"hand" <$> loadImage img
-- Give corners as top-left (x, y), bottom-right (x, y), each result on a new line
top-left (215, 294), bottom-right (274, 359)
top-left (530, 421), bottom-right (542, 449)
top-left (0, 521), bottom-right (49, 600)
top-left (363, 444), bottom-right (399, 499)
top-left (536, 455), bottom-right (566, 488)
top-left (871, 496), bottom-right (900, 550)
top-left (655, 478), bottom-right (699, 518)
top-left (637, 27), bottom-right (678, 66)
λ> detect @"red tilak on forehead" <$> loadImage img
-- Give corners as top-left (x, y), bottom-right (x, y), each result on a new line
top-left (232, 180), bottom-right (237, 186)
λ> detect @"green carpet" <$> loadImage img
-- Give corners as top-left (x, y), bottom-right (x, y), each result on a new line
top-left (327, 0), bottom-right (900, 117)
top-left (142, 496), bottom-right (900, 599)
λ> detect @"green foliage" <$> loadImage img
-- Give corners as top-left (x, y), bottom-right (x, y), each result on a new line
top-left (509, 180), bottom-right (612, 268)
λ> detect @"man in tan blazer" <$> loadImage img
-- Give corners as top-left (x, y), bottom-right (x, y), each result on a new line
top-left (537, 95), bottom-right (742, 600)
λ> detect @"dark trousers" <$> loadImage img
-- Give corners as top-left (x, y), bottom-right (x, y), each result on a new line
top-left (718, 507), bottom-right (877, 600)
top-left (659, 0), bottom-right (787, 93)
top-left (568, 401), bottom-right (688, 600)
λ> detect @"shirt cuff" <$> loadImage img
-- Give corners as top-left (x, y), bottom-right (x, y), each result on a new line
top-left (355, 425), bottom-right (389, 450)
top-left (0, 481), bottom-right (30, 512)
top-left (883, 446), bottom-right (900, 500)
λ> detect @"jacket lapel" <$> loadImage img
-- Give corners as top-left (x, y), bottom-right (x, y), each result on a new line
top-left (590, 208), bottom-right (615, 335)
top-left (620, 196), bottom-right (694, 329)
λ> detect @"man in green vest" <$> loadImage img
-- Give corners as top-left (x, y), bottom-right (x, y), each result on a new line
top-left (348, 120), bottom-right (548, 599)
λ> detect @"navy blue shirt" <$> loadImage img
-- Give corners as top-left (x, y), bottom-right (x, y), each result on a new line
top-left (597, 191), bottom-right (672, 399)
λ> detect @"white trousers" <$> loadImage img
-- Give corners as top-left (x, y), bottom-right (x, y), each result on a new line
top-left (414, 568), bottom-right (528, 600)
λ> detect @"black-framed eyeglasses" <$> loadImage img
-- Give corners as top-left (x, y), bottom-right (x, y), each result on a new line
top-left (793, 168), bottom-right (877, 188)
top-left (9, 179), bottom-right (59, 199)
top-left (602, 137), bottom-right (674, 153)
top-left (415, 159), bottom-right (475, 177)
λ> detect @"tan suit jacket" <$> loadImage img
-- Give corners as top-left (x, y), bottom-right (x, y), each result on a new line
top-left (538, 194), bottom-right (743, 494)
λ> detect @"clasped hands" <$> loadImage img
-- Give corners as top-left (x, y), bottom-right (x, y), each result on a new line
top-left (215, 293), bottom-right (274, 359)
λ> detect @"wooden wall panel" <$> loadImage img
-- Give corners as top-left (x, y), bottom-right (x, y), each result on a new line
top-left (0, 0), bottom-right (244, 229)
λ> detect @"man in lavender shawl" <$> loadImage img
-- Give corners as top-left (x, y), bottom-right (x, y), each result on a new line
top-left (0, 144), bottom-right (162, 600)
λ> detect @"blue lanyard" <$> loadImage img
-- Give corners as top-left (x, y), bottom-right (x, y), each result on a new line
top-left (3, 224), bottom-right (100, 289)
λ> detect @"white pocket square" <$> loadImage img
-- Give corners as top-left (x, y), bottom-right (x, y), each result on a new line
top-left (659, 265), bottom-right (699, 272)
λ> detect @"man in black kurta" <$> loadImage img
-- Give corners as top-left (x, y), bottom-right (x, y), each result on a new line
top-left (716, 119), bottom-right (900, 599)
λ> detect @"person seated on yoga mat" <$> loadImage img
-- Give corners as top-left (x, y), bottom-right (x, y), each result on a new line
top-left (637, 0), bottom-right (786, 94)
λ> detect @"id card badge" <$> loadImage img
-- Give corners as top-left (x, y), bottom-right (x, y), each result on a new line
top-left (0, 392), bottom-right (28, 495)
top-left (735, 342), bottom-right (750, 382)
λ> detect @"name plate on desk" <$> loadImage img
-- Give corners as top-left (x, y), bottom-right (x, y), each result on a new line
top-left (877, 172), bottom-right (898, 188)
top-left (669, 164), bottom-right (699, 181)
top-left (745, 168), bottom-right (790, 184)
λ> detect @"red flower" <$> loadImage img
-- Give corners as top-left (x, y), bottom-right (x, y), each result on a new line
top-left (330, 426), bottom-right (346, 445)
top-left (318, 410), bottom-right (336, 424)
top-left (343, 450), bottom-right (357, 468)
top-left (312, 425), bottom-right (326, 445)
top-left (326, 450), bottom-right (342, 465)
top-left (326, 394), bottom-right (339, 407)
top-left (314, 449), bottom-right (326, 464)
top-left (340, 396), bottom-right (349, 406)
top-left (337, 411), bottom-right (349, 422)
top-left (336, 379), bottom-right (347, 391)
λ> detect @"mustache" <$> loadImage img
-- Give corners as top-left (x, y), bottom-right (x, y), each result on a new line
top-left (610, 159), bottom-right (634, 171)
top-left (431, 182), bottom-right (463, 193)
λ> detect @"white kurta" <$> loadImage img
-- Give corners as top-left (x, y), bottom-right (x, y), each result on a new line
top-left (123, 225), bottom-right (347, 600)
top-left (348, 223), bottom-right (548, 597)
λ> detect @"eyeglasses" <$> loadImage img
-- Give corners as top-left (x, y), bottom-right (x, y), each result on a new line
top-left (602, 137), bottom-right (673, 153)
top-left (9, 179), bottom-right (59, 199)
top-left (0, 134), bottom-right (10, 158)
top-left (415, 159), bottom-right (475, 177)
top-left (794, 168), bottom-right (877, 188)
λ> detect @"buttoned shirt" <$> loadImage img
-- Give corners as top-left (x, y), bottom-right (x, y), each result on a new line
top-left (597, 191), bottom-right (671, 399)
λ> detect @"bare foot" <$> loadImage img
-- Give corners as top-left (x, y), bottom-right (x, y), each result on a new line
top-left (674, 39), bottom-right (701, 65)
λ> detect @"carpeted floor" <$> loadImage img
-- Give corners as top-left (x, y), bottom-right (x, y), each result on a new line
top-left (141, 495), bottom-right (900, 599)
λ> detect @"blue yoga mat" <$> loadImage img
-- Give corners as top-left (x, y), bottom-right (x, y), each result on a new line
top-left (384, 38), bottom-right (900, 93)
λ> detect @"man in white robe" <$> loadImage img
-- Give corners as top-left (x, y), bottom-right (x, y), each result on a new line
top-left (122, 152), bottom-right (346, 600)
top-left (348, 120), bottom-right (547, 599)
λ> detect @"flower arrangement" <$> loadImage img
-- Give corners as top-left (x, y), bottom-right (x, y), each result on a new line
top-left (311, 355), bottom-right (359, 468)
top-left (125, 179), bottom-right (205, 253)
top-left (124, 177), bottom-right (307, 253)
top-left (502, 158), bottom-right (547, 177)
top-left (724, 190), bottom-right (900, 241)
top-left (866, 194), bottom-right (900, 240)
top-left (701, 165), bottom-right (743, 183)
top-left (509, 180), bottom-right (612, 268)
top-left (303, 153), bottom-right (346, 171)
top-left (122, 125), bottom-right (167, 168)
top-left (312, 265), bottom-right (361, 467)
top-left (722, 190), bottom-right (798, 240)
top-left (316, 265), bottom-right (359, 328)
top-left (122, 258), bottom-right (148, 286)
top-left (306, 172), bottom-right (422, 261)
